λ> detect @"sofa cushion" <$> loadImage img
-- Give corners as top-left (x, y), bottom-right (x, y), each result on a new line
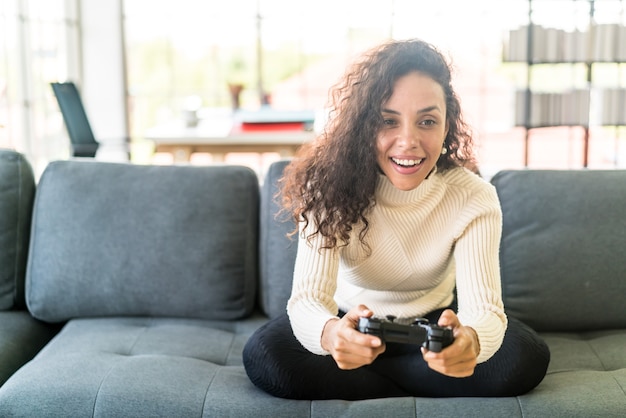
top-left (521, 328), bottom-right (626, 417)
top-left (259, 160), bottom-right (297, 318)
top-left (541, 330), bottom-right (626, 373)
top-left (0, 149), bottom-right (35, 310)
top-left (491, 170), bottom-right (626, 331)
top-left (0, 311), bottom-right (60, 386)
top-left (26, 161), bottom-right (259, 322)
top-left (3, 324), bottom-right (624, 417)
top-left (0, 315), bottom-right (285, 416)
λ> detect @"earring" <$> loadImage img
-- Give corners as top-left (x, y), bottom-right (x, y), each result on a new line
top-left (441, 147), bottom-right (448, 155)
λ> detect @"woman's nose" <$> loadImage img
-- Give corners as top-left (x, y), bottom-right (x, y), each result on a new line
top-left (396, 124), bottom-right (419, 148)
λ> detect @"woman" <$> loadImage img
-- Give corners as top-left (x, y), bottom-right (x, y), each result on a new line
top-left (243, 38), bottom-right (549, 400)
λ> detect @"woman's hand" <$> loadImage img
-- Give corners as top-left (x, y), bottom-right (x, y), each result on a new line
top-left (421, 309), bottom-right (480, 377)
top-left (321, 305), bottom-right (386, 370)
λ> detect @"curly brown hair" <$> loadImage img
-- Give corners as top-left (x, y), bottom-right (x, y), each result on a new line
top-left (280, 39), bottom-right (476, 250)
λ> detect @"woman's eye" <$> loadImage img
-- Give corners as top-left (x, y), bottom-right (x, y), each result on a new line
top-left (420, 119), bottom-right (436, 126)
top-left (383, 118), bottom-right (396, 126)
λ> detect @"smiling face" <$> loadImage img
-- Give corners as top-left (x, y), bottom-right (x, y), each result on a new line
top-left (376, 71), bottom-right (448, 191)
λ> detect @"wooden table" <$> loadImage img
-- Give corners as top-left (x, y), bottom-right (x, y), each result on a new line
top-left (145, 118), bottom-right (315, 163)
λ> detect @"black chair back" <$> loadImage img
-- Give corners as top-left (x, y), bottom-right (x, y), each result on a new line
top-left (51, 82), bottom-right (99, 158)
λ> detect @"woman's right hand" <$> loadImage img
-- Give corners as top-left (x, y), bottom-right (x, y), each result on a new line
top-left (321, 304), bottom-right (386, 370)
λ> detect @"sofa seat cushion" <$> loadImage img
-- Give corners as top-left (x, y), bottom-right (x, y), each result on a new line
top-left (518, 330), bottom-right (626, 416)
top-left (541, 330), bottom-right (626, 373)
top-left (520, 369), bottom-right (626, 416)
top-left (2, 321), bottom-right (624, 417)
top-left (0, 314), bottom-right (280, 416)
top-left (28, 316), bottom-right (269, 366)
top-left (0, 311), bottom-right (59, 386)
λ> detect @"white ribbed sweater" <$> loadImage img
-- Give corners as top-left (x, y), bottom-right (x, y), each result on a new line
top-left (287, 167), bottom-right (507, 363)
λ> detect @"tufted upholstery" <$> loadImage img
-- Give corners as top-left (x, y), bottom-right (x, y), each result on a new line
top-left (0, 157), bottom-right (624, 417)
top-left (491, 170), bottom-right (626, 416)
top-left (0, 316), bottom-right (280, 416)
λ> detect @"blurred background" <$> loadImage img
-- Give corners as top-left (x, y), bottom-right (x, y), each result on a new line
top-left (1, 0), bottom-right (625, 178)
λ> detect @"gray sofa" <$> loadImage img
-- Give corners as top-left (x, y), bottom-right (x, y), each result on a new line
top-left (0, 148), bottom-right (624, 417)
top-left (0, 150), bottom-right (61, 388)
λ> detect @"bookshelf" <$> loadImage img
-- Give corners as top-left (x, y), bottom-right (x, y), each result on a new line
top-left (504, 0), bottom-right (626, 167)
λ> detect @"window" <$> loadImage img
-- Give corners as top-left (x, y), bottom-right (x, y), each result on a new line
top-left (0, 0), bottom-right (80, 174)
top-left (122, 0), bottom-right (533, 172)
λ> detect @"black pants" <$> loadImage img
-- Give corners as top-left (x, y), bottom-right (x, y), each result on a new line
top-left (243, 309), bottom-right (550, 400)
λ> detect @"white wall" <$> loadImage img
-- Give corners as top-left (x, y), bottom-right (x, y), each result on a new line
top-left (80, 0), bottom-right (129, 161)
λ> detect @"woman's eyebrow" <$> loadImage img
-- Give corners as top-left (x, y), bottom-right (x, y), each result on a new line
top-left (381, 105), bottom-right (442, 115)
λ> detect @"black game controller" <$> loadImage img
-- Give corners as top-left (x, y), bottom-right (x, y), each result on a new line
top-left (358, 316), bottom-right (454, 352)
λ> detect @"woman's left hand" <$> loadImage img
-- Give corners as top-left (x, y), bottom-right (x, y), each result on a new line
top-left (421, 309), bottom-right (480, 377)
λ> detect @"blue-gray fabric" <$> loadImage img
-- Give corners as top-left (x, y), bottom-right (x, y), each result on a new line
top-left (0, 315), bottom-right (281, 417)
top-left (0, 149), bottom-right (35, 310)
top-left (0, 311), bottom-right (59, 386)
top-left (259, 159), bottom-right (297, 318)
top-left (1, 319), bottom-right (623, 417)
top-left (1, 160), bottom-right (625, 417)
top-left (26, 160), bottom-right (259, 322)
top-left (0, 150), bottom-right (59, 386)
top-left (491, 169), bottom-right (626, 331)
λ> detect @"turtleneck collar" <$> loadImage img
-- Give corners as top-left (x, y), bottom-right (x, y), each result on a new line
top-left (376, 167), bottom-right (441, 206)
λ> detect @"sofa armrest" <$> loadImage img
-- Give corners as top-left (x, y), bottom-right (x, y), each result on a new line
top-left (0, 150), bottom-right (35, 310)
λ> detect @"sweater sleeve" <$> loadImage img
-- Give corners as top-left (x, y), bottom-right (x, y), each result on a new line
top-left (453, 185), bottom-right (507, 363)
top-left (286, 223), bottom-right (341, 355)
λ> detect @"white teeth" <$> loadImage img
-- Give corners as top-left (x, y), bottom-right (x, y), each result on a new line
top-left (392, 157), bottom-right (423, 167)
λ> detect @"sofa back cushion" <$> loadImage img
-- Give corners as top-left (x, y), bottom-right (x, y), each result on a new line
top-left (259, 160), bottom-right (297, 318)
top-left (0, 150), bottom-right (35, 310)
top-left (491, 169), bottom-right (626, 331)
top-left (26, 161), bottom-right (259, 322)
